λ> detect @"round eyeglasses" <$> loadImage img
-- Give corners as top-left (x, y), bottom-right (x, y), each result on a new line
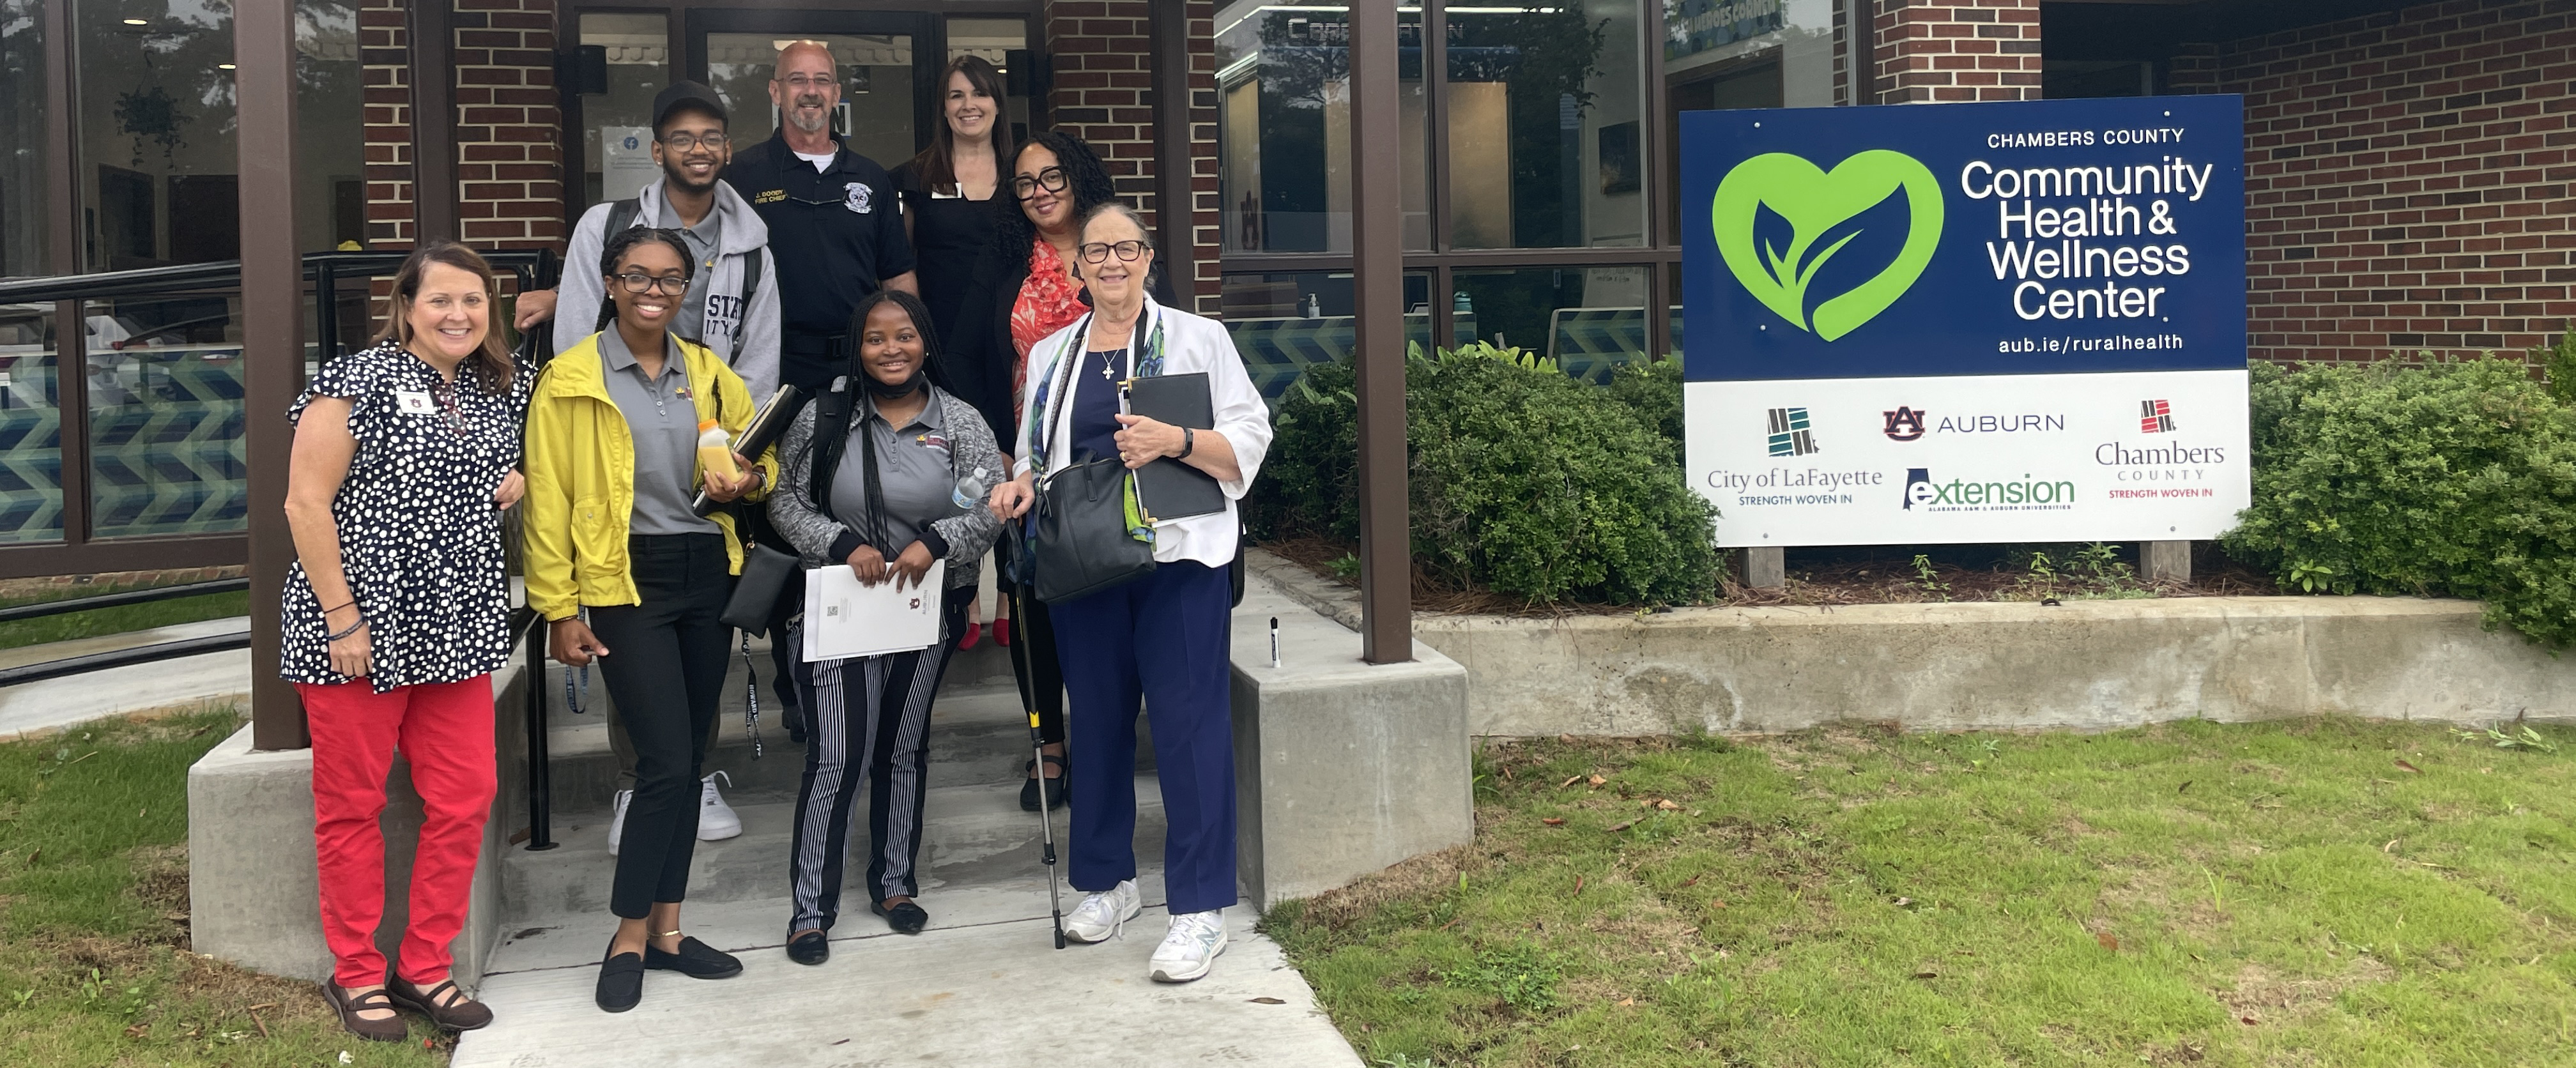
top-left (1011, 166), bottom-right (1070, 201)
top-left (1078, 240), bottom-right (1149, 264)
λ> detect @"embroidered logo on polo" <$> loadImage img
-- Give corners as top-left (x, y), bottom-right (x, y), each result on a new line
top-left (845, 183), bottom-right (873, 213)
top-left (1711, 149), bottom-right (1944, 341)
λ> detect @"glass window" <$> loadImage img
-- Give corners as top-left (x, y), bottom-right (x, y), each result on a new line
top-left (1445, 0), bottom-right (1645, 249)
top-left (947, 17), bottom-right (1032, 147)
top-left (1222, 270), bottom-right (1436, 400)
top-left (1215, 3), bottom-right (1430, 252)
top-left (705, 32), bottom-right (916, 169)
top-left (75, 1), bottom-right (363, 266)
top-left (0, 304), bottom-right (65, 542)
top-left (84, 291), bottom-right (247, 537)
top-left (579, 12), bottom-right (672, 208)
top-left (1451, 264), bottom-right (1651, 381)
top-left (1, 0), bottom-right (46, 275)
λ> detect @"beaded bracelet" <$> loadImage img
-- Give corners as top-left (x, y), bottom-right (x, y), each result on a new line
top-left (324, 616), bottom-right (367, 643)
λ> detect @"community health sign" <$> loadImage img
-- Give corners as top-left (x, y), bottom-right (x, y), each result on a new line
top-left (1680, 95), bottom-right (2252, 547)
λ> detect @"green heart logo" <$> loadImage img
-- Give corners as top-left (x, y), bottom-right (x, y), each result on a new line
top-left (1712, 149), bottom-right (1944, 342)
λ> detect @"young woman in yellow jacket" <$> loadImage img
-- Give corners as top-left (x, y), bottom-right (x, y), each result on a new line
top-left (521, 227), bottom-right (779, 1013)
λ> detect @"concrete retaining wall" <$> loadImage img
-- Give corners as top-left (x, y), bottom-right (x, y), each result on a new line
top-left (1243, 550), bottom-right (2575, 737)
top-left (1415, 597), bottom-right (2576, 736)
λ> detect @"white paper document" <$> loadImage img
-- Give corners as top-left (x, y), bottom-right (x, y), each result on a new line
top-left (800, 561), bottom-right (946, 662)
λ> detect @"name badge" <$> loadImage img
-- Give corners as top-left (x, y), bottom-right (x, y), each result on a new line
top-left (394, 390), bottom-right (436, 415)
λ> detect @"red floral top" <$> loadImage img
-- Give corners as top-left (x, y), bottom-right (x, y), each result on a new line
top-left (1009, 241), bottom-right (1087, 425)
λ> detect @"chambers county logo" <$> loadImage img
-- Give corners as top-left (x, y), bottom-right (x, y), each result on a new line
top-left (1712, 149), bottom-right (1944, 341)
top-left (1901, 468), bottom-right (2078, 512)
top-left (2139, 398), bottom-right (2176, 433)
top-left (1765, 407), bottom-right (1818, 457)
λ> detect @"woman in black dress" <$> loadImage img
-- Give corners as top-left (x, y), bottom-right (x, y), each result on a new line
top-left (893, 55), bottom-right (1013, 366)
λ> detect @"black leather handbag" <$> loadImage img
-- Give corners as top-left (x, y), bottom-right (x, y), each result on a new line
top-left (721, 542), bottom-right (799, 635)
top-left (1031, 456), bottom-right (1156, 604)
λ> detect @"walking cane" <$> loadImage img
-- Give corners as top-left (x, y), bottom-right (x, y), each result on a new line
top-left (1002, 522), bottom-right (1068, 949)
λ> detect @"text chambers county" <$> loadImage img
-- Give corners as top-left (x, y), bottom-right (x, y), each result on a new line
top-left (1959, 149), bottom-right (2217, 324)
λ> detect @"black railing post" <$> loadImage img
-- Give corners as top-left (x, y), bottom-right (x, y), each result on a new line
top-left (523, 612), bottom-right (556, 851)
top-left (314, 259), bottom-right (340, 363)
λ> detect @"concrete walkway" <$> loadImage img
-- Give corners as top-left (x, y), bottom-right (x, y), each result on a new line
top-left (453, 908), bottom-right (1361, 1068)
top-left (0, 616), bottom-right (250, 737)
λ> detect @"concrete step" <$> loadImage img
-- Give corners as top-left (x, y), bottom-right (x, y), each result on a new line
top-left (499, 774), bottom-right (1166, 920)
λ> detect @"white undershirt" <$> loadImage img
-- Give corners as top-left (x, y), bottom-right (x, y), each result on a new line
top-left (793, 150), bottom-right (832, 172)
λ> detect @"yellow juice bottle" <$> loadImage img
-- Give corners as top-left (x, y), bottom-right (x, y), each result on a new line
top-left (696, 420), bottom-right (741, 482)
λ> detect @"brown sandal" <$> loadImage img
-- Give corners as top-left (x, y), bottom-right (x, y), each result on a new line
top-left (320, 982), bottom-right (408, 1042)
top-left (387, 973), bottom-right (494, 1031)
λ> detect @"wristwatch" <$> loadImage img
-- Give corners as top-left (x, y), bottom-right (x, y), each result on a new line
top-left (1179, 427), bottom-right (1195, 460)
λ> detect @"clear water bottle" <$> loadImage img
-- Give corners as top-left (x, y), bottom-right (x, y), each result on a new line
top-left (952, 466), bottom-right (992, 510)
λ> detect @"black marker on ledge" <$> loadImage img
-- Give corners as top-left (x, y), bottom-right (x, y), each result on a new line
top-left (1269, 616), bottom-right (1281, 669)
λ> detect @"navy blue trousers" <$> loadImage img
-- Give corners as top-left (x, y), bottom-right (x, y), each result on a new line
top-left (1049, 560), bottom-right (1237, 915)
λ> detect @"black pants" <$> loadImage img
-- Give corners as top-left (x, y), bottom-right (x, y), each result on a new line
top-left (1000, 576), bottom-right (1066, 745)
top-left (787, 584), bottom-right (973, 930)
top-left (588, 533), bottom-right (734, 919)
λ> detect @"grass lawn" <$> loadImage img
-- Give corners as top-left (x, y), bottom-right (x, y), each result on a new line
top-left (0, 588), bottom-right (249, 653)
top-left (1267, 718), bottom-right (2576, 1067)
top-left (0, 710), bottom-right (452, 1066)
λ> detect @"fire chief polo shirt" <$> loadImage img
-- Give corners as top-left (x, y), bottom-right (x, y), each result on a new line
top-left (726, 128), bottom-right (918, 388)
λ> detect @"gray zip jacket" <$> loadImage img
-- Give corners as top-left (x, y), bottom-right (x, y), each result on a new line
top-left (555, 178), bottom-right (781, 400)
top-left (769, 383), bottom-right (1002, 593)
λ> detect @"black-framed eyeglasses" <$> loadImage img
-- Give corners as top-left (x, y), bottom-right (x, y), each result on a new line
top-left (1011, 166), bottom-right (1070, 201)
top-left (613, 271), bottom-right (689, 296)
top-left (1079, 240), bottom-right (1149, 264)
top-left (658, 132), bottom-right (726, 152)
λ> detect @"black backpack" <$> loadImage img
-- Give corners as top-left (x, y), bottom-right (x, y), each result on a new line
top-left (602, 198), bottom-right (762, 347)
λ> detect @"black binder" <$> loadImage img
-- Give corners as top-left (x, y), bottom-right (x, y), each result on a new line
top-left (1123, 372), bottom-right (1227, 521)
top-left (690, 384), bottom-right (806, 516)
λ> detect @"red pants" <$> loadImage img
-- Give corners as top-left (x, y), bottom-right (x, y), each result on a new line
top-left (299, 676), bottom-right (497, 989)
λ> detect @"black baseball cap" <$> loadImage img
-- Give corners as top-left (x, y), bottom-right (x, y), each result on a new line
top-left (652, 80), bottom-right (728, 130)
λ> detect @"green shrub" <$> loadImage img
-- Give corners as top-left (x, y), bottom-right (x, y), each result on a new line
top-left (2536, 327), bottom-right (2576, 406)
top-left (1256, 342), bottom-right (1719, 606)
top-left (2223, 357), bottom-right (2576, 646)
top-left (1602, 355), bottom-right (1685, 463)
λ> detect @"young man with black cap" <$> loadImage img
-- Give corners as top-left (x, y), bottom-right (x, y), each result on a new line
top-left (546, 80), bottom-right (783, 852)
top-left (551, 80), bottom-right (781, 400)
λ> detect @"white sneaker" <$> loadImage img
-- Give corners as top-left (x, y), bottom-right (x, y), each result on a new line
top-left (1149, 910), bottom-right (1228, 983)
top-left (696, 771), bottom-right (742, 841)
top-left (1061, 880), bottom-right (1141, 943)
top-left (606, 788), bottom-right (632, 857)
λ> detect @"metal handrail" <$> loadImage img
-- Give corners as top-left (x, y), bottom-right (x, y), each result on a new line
top-left (0, 249), bottom-right (558, 304)
top-left (0, 629), bottom-right (251, 687)
top-left (516, 605), bottom-right (558, 851)
top-left (0, 578), bottom-right (250, 624)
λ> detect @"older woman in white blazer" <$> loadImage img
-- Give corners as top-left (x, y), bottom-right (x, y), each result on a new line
top-left (988, 202), bottom-right (1271, 984)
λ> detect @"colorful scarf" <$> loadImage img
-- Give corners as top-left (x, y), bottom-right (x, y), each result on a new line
top-left (1009, 241), bottom-right (1088, 425)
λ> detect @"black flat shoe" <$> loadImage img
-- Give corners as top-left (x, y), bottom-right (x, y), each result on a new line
top-left (595, 949), bottom-right (645, 1013)
top-left (643, 935), bottom-right (743, 979)
top-left (1019, 754), bottom-right (1070, 812)
top-left (873, 899), bottom-right (930, 935)
top-left (786, 930), bottom-right (831, 965)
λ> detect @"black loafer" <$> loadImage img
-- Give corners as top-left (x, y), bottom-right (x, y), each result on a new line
top-left (1019, 755), bottom-right (1070, 812)
top-left (643, 936), bottom-right (743, 979)
top-left (786, 930), bottom-right (831, 965)
top-left (595, 949), bottom-right (645, 1013)
top-left (873, 899), bottom-right (930, 935)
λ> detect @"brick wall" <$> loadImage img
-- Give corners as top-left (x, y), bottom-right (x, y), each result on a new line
top-left (360, 1), bottom-right (416, 247)
top-left (1874, 0), bottom-right (2043, 104)
top-left (1043, 0), bottom-right (1222, 314)
top-left (2173, 0), bottom-right (2576, 363)
top-left (452, 0), bottom-right (564, 248)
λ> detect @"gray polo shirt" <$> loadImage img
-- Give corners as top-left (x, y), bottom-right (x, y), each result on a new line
top-left (601, 328), bottom-right (721, 537)
top-left (675, 212), bottom-right (722, 343)
top-left (829, 390), bottom-right (969, 552)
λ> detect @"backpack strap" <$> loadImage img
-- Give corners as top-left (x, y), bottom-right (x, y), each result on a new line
top-left (808, 377), bottom-right (860, 514)
top-left (603, 198), bottom-right (641, 239)
top-left (739, 249), bottom-right (763, 319)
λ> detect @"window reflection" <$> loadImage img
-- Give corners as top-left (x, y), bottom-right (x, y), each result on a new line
top-left (1216, 3), bottom-right (1430, 252)
top-left (1446, 0), bottom-right (1644, 249)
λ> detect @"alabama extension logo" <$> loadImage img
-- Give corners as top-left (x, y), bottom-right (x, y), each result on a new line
top-left (1712, 149), bottom-right (1945, 340)
top-left (1901, 468), bottom-right (2078, 511)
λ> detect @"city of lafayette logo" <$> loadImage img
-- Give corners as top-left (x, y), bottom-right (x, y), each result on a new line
top-left (1882, 406), bottom-right (1928, 441)
top-left (1711, 149), bottom-right (1945, 341)
top-left (2139, 399), bottom-right (2175, 433)
top-left (1766, 407), bottom-right (1819, 457)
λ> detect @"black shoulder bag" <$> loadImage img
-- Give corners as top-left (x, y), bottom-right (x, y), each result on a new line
top-left (1029, 323), bottom-right (1157, 604)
